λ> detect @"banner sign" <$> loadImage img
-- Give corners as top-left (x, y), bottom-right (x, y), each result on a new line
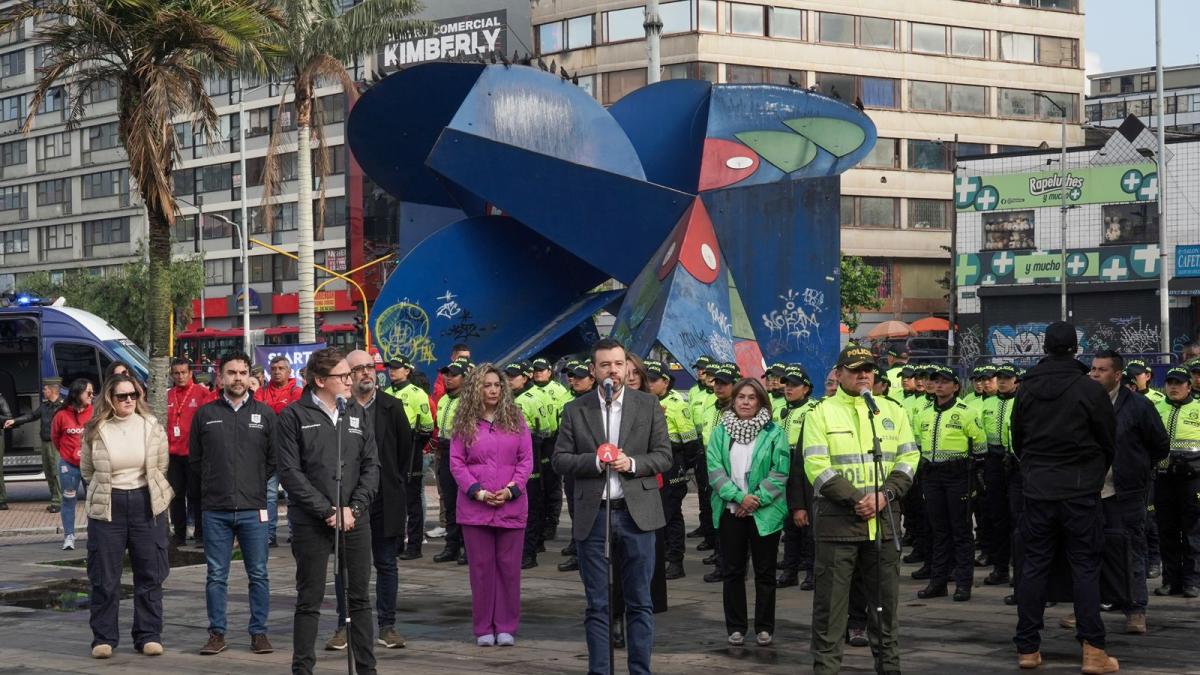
top-left (1177, 244), bottom-right (1200, 278)
top-left (955, 163), bottom-right (1158, 212)
top-left (378, 10), bottom-right (506, 71)
top-left (957, 244), bottom-right (1161, 286)
top-left (254, 342), bottom-right (326, 382)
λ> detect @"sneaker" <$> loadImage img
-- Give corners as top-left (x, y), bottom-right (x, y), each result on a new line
top-left (497, 632), bottom-right (515, 647)
top-left (62, 535), bottom-right (75, 551)
top-left (756, 631), bottom-right (772, 646)
top-left (728, 631), bottom-right (745, 646)
top-left (427, 526), bottom-right (447, 538)
top-left (847, 628), bottom-right (869, 647)
top-left (47, 504), bottom-right (61, 513)
top-left (1147, 562), bottom-right (1162, 579)
top-left (377, 627), bottom-right (406, 649)
top-left (200, 631), bottom-right (227, 655)
top-left (140, 641), bottom-right (163, 656)
top-left (324, 627), bottom-right (347, 651)
top-left (92, 644), bottom-right (113, 659)
top-left (476, 634), bottom-right (496, 647)
top-left (250, 634), bottom-right (273, 654)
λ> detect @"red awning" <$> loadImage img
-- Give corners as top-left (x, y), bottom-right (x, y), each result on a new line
top-left (264, 325), bottom-right (299, 336)
top-left (320, 323), bottom-right (356, 334)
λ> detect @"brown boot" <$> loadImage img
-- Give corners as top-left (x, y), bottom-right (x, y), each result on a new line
top-left (1059, 613), bottom-right (1076, 629)
top-left (1018, 651), bottom-right (1042, 669)
top-left (1081, 641), bottom-right (1119, 674)
top-left (1124, 614), bottom-right (1146, 634)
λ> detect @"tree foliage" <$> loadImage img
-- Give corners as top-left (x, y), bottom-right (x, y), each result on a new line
top-left (840, 255), bottom-right (884, 332)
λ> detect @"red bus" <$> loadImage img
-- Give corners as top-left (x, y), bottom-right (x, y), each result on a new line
top-left (175, 324), bottom-right (360, 363)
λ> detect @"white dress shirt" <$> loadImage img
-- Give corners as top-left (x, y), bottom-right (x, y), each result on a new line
top-left (727, 439), bottom-right (754, 513)
top-left (596, 386), bottom-right (635, 499)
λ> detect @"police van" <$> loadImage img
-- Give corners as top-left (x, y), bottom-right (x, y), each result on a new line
top-left (0, 301), bottom-right (149, 482)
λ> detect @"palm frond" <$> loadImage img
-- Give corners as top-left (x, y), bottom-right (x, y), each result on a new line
top-left (308, 0), bottom-right (431, 64)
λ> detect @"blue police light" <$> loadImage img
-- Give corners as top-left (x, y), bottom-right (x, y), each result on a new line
top-left (15, 294), bottom-right (34, 305)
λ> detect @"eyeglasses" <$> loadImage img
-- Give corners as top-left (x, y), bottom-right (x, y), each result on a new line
top-left (324, 371), bottom-right (353, 383)
top-left (114, 391), bottom-right (140, 402)
top-left (349, 364), bottom-right (373, 375)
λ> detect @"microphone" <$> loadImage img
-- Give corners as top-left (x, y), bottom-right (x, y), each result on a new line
top-left (859, 387), bottom-right (880, 416)
top-left (602, 378), bottom-right (614, 404)
top-left (335, 396), bottom-right (347, 415)
top-left (597, 442), bottom-right (618, 464)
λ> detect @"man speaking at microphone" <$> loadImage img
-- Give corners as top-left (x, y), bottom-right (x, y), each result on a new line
top-left (553, 338), bottom-right (673, 675)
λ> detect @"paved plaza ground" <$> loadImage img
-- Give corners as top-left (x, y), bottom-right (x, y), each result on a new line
top-left (0, 481), bottom-right (1197, 674)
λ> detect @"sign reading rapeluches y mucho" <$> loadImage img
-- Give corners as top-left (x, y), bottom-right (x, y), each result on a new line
top-left (955, 163), bottom-right (1158, 212)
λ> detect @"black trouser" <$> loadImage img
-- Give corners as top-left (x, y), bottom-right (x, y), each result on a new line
top-left (435, 442), bottom-right (463, 554)
top-left (540, 435), bottom-right (562, 537)
top-left (904, 459), bottom-right (930, 559)
top-left (1015, 495), bottom-right (1105, 654)
top-left (661, 481), bottom-right (688, 564)
top-left (985, 450), bottom-right (1012, 575)
top-left (779, 518), bottom-right (815, 574)
top-left (87, 487), bottom-right (169, 650)
top-left (167, 454), bottom-right (201, 542)
top-left (523, 441), bottom-right (544, 559)
top-left (923, 459), bottom-right (974, 588)
top-left (847, 567), bottom-right (868, 631)
top-left (335, 501), bottom-right (401, 630)
top-left (291, 518), bottom-right (375, 675)
top-left (403, 468), bottom-right (425, 554)
top-left (1102, 495), bottom-right (1148, 615)
top-left (973, 459), bottom-right (992, 559)
top-left (1146, 479), bottom-right (1161, 567)
top-left (718, 510), bottom-right (780, 635)
top-left (1154, 464), bottom-right (1200, 589)
top-left (693, 449), bottom-right (716, 543)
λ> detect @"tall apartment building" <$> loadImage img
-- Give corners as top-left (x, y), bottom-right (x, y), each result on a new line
top-left (530, 0), bottom-right (1085, 332)
top-left (1086, 63), bottom-right (1200, 135)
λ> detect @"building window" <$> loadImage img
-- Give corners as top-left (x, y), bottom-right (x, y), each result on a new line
top-left (82, 217), bottom-right (129, 247)
top-left (603, 68), bottom-right (646, 105)
top-left (249, 202), bottom-right (297, 234)
top-left (698, 0), bottom-right (717, 31)
top-left (907, 140), bottom-right (949, 171)
top-left (196, 161), bottom-right (241, 192)
top-left (911, 23), bottom-right (947, 55)
top-left (39, 223), bottom-right (73, 251)
top-left (0, 49), bottom-right (24, 77)
top-left (204, 259), bottom-right (231, 286)
top-left (951, 27), bottom-right (986, 58)
top-left (912, 82), bottom-right (986, 115)
top-left (85, 122), bottom-right (120, 151)
top-left (82, 79), bottom-right (117, 104)
top-left (817, 12), bottom-right (854, 45)
top-left (1, 228), bottom-right (29, 254)
top-left (82, 168), bottom-right (129, 199)
top-left (1000, 32), bottom-right (1077, 67)
top-left (956, 142), bottom-right (989, 157)
top-left (36, 178), bottom-right (70, 206)
top-left (998, 88), bottom-right (1035, 117)
top-left (0, 139), bottom-right (25, 167)
top-left (1102, 203), bottom-right (1157, 245)
top-left (2, 93), bottom-right (26, 121)
top-left (841, 196), bottom-right (897, 228)
top-left (1098, 79), bottom-right (1112, 93)
top-left (274, 254), bottom-right (298, 281)
top-left (859, 17), bottom-right (895, 49)
top-left (769, 7), bottom-right (803, 40)
top-left (998, 32), bottom-right (1034, 62)
top-left (1084, 103), bottom-right (1101, 123)
top-left (0, 185), bottom-right (24, 211)
top-left (728, 3), bottom-right (765, 36)
top-left (999, 88), bottom-right (1077, 121)
top-left (662, 62), bottom-right (719, 82)
top-left (604, 7), bottom-right (644, 42)
top-left (537, 21), bottom-right (564, 53)
top-left (910, 81), bottom-right (948, 112)
top-left (861, 137), bottom-right (899, 168)
top-left (909, 199), bottom-right (951, 229)
top-left (863, 257), bottom-right (893, 297)
top-left (317, 196), bottom-right (347, 232)
top-left (1101, 100), bottom-right (1125, 120)
top-left (38, 87), bottom-right (65, 114)
top-left (818, 13), bottom-right (894, 49)
top-left (814, 73), bottom-right (898, 109)
top-left (983, 211), bottom-right (1035, 250)
top-left (660, 0), bottom-right (694, 35)
top-left (35, 131), bottom-right (71, 161)
top-left (575, 74), bottom-right (597, 99)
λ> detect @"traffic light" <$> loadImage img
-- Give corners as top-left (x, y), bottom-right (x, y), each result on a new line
top-left (353, 314), bottom-right (364, 337)
top-left (315, 314), bottom-right (325, 332)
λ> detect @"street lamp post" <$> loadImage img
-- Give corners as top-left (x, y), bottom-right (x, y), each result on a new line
top-left (177, 195), bottom-right (251, 357)
top-left (1154, 0), bottom-right (1170, 356)
top-left (1034, 92), bottom-right (1069, 321)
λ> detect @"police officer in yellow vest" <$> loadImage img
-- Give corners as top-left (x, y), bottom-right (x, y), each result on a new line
top-left (778, 365), bottom-right (818, 589)
top-left (432, 357), bottom-right (472, 564)
top-left (383, 357), bottom-right (436, 561)
top-left (687, 356), bottom-right (717, 543)
top-left (557, 358), bottom-right (596, 573)
top-left (530, 357), bottom-right (569, 544)
top-left (913, 365), bottom-right (986, 602)
top-left (1154, 366), bottom-right (1200, 598)
top-left (645, 359), bottom-right (700, 580)
top-left (803, 346), bottom-right (918, 675)
top-left (765, 363), bottom-right (788, 421)
top-left (1126, 360), bottom-right (1165, 405)
top-left (979, 362), bottom-right (1018, 586)
top-left (505, 361), bottom-right (552, 569)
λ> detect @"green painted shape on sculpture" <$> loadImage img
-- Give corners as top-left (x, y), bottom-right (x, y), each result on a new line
top-left (734, 131), bottom-right (817, 173)
top-left (783, 118), bottom-right (866, 158)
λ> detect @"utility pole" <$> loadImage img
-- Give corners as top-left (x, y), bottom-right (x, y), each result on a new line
top-left (1155, 0), bottom-right (1170, 355)
top-left (197, 195), bottom-right (205, 328)
top-left (1034, 92), bottom-right (1069, 321)
top-left (645, 0), bottom-right (662, 84)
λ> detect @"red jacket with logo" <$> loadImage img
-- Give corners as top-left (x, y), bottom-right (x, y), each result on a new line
top-left (50, 404), bottom-right (93, 466)
top-left (167, 382), bottom-right (212, 456)
top-left (256, 378), bottom-right (304, 414)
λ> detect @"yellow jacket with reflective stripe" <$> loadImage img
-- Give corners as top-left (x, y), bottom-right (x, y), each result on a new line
top-left (660, 390), bottom-right (698, 446)
top-left (980, 393), bottom-right (1016, 449)
top-left (1156, 396), bottom-right (1200, 465)
top-left (386, 381), bottom-right (434, 434)
top-left (436, 393), bottom-right (461, 442)
top-left (689, 386), bottom-right (714, 430)
top-left (802, 387), bottom-right (918, 542)
top-left (914, 398), bottom-right (987, 462)
top-left (779, 398), bottom-right (817, 449)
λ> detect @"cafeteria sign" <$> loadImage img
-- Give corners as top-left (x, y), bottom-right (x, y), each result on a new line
top-left (955, 163), bottom-right (1157, 212)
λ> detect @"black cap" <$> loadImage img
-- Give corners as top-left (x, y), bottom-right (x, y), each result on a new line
top-left (644, 359), bottom-right (670, 380)
top-left (930, 365), bottom-right (958, 383)
top-left (914, 364), bottom-right (934, 377)
top-left (1165, 367), bottom-right (1190, 383)
top-left (975, 364), bottom-right (997, 378)
top-left (782, 365), bottom-right (811, 387)
top-left (1124, 359), bottom-right (1149, 377)
top-left (503, 362), bottom-right (526, 377)
top-left (565, 360), bottom-right (591, 379)
top-left (387, 356), bottom-right (413, 369)
top-left (710, 363), bottom-right (738, 385)
top-left (531, 357), bottom-right (552, 371)
top-left (766, 362), bottom-right (788, 377)
top-left (1044, 321), bottom-right (1078, 355)
top-left (1187, 359), bottom-right (1200, 373)
top-left (693, 355), bottom-right (713, 370)
top-left (440, 357), bottom-right (472, 376)
top-left (836, 345), bottom-right (875, 369)
top-left (995, 363), bottom-right (1017, 377)
top-left (900, 365), bottom-right (916, 377)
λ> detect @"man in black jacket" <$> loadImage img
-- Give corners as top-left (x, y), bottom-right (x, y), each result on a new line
top-left (189, 353), bottom-right (277, 656)
top-left (276, 348), bottom-right (380, 675)
top-left (326, 350), bottom-right (413, 651)
top-left (1010, 322), bottom-right (1118, 673)
top-left (4, 377), bottom-right (65, 512)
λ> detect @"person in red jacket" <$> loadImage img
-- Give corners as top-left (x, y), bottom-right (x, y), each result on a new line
top-left (50, 378), bottom-right (94, 550)
top-left (256, 354), bottom-right (304, 545)
top-left (167, 357), bottom-right (211, 545)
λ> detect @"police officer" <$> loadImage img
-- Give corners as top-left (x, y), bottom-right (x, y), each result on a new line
top-left (980, 363), bottom-right (1018, 586)
top-left (698, 362), bottom-right (739, 583)
top-left (1126, 360), bottom-right (1165, 405)
top-left (687, 356), bottom-right (717, 544)
top-left (382, 358), bottom-right (434, 561)
top-left (803, 346), bottom-right (918, 675)
top-left (557, 358), bottom-right (596, 573)
top-left (885, 350), bottom-right (910, 393)
top-left (1154, 366), bottom-right (1200, 598)
top-left (779, 365), bottom-right (818, 589)
top-left (1188, 359), bottom-right (1200, 399)
top-left (765, 362), bottom-right (788, 420)
top-left (1126, 359), bottom-right (1166, 580)
top-left (505, 361), bottom-right (551, 569)
top-left (433, 357), bottom-right (472, 564)
top-left (904, 365), bottom-right (935, 573)
top-left (914, 365), bottom-right (986, 601)
top-left (645, 359), bottom-right (700, 579)
top-left (531, 356), bottom-right (570, 542)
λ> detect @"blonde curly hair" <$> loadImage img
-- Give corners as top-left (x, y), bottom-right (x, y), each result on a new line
top-left (452, 362), bottom-right (525, 447)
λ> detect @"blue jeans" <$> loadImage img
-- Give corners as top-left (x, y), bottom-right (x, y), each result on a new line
top-left (58, 460), bottom-right (83, 537)
top-left (577, 507), bottom-right (655, 675)
top-left (266, 473), bottom-right (280, 542)
top-left (202, 510), bottom-right (270, 636)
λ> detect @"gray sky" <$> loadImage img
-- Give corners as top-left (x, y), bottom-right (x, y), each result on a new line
top-left (1086, 0), bottom-right (1200, 75)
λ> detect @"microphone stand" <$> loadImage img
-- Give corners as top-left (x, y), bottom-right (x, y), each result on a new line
top-left (603, 384), bottom-right (615, 675)
top-left (865, 399), bottom-right (900, 675)
top-left (334, 399), bottom-right (355, 675)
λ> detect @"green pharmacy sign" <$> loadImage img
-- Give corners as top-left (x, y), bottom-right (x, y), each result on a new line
top-left (955, 163), bottom-right (1158, 212)
top-left (957, 244), bottom-right (1161, 286)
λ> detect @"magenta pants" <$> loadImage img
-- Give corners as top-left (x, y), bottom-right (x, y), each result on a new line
top-left (461, 524), bottom-right (524, 637)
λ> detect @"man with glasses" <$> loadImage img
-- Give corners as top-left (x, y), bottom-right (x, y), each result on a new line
top-left (276, 348), bottom-right (380, 675)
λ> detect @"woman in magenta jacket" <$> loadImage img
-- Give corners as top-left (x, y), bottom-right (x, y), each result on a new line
top-left (449, 362), bottom-right (534, 647)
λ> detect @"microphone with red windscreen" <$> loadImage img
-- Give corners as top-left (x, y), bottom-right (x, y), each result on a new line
top-left (597, 442), bottom-right (619, 464)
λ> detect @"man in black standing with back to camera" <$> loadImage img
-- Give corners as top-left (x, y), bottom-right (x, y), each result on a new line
top-left (1010, 322), bottom-right (1118, 673)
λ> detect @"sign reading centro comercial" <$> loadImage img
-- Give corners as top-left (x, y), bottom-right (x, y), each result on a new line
top-left (378, 10), bottom-right (507, 71)
top-left (955, 163), bottom-right (1158, 212)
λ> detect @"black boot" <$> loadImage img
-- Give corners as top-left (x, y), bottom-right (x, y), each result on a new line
top-left (398, 548), bottom-right (422, 561)
top-left (953, 586), bottom-right (972, 601)
top-left (902, 549), bottom-right (926, 564)
top-left (800, 569), bottom-right (815, 591)
top-left (687, 526), bottom-right (704, 538)
top-left (917, 583), bottom-right (948, 599)
top-left (432, 548), bottom-right (459, 563)
top-left (521, 554), bottom-right (538, 569)
top-left (612, 618), bottom-right (626, 648)
top-left (984, 569), bottom-right (1009, 586)
top-left (911, 564), bottom-right (932, 580)
top-left (561, 541), bottom-right (577, 557)
top-left (665, 562), bottom-right (686, 580)
top-left (558, 556), bottom-right (579, 572)
top-left (702, 551), bottom-right (719, 565)
top-left (777, 570), bottom-right (799, 587)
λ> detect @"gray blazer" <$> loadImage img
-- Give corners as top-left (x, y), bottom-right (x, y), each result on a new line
top-left (552, 387), bottom-right (674, 540)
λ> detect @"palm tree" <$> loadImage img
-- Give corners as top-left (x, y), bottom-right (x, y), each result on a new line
top-left (258, 0), bottom-right (427, 344)
top-left (0, 0), bottom-right (282, 415)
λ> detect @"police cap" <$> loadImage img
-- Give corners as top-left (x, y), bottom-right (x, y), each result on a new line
top-left (1123, 359), bottom-right (1149, 377)
top-left (766, 362), bottom-right (788, 377)
top-left (387, 356), bottom-right (413, 370)
top-left (644, 359), bottom-right (670, 381)
top-left (530, 357), bottom-right (553, 372)
top-left (709, 363), bottom-right (738, 385)
top-left (836, 345), bottom-right (875, 369)
top-left (782, 365), bottom-right (812, 387)
top-left (692, 355), bottom-right (713, 370)
top-left (502, 362), bottom-right (527, 377)
top-left (1165, 366), bottom-right (1190, 383)
top-left (1188, 359), bottom-right (1200, 374)
top-left (995, 363), bottom-right (1018, 378)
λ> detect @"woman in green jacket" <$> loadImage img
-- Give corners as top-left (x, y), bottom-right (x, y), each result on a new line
top-left (707, 378), bottom-right (790, 647)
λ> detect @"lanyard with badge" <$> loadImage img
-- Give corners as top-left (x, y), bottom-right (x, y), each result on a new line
top-left (172, 383), bottom-right (198, 439)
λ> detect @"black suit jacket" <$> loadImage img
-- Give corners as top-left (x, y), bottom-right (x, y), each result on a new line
top-left (1111, 387), bottom-right (1169, 500)
top-left (369, 392), bottom-right (414, 538)
top-left (552, 387), bottom-right (673, 540)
